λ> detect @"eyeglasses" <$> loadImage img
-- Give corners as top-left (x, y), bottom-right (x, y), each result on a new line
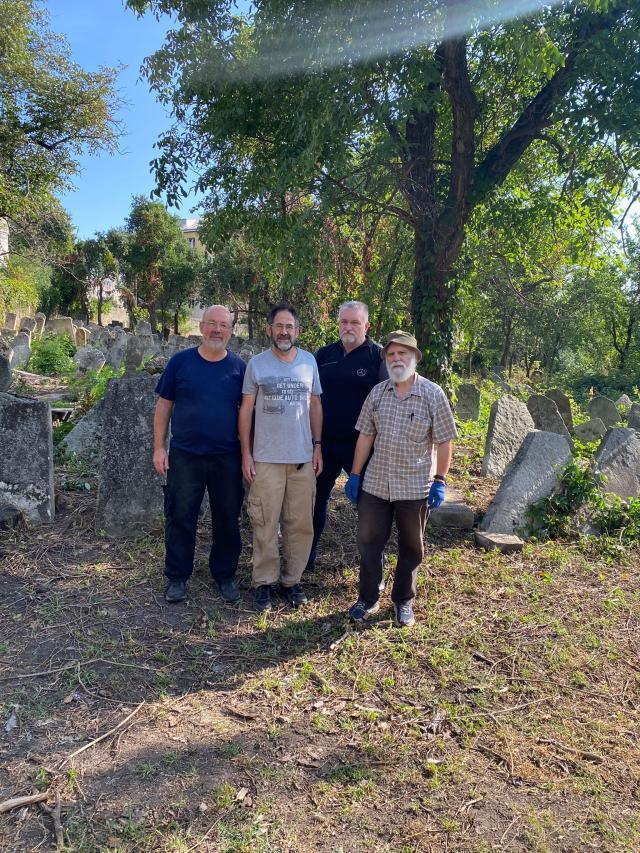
top-left (202, 321), bottom-right (231, 330)
top-left (270, 323), bottom-right (296, 332)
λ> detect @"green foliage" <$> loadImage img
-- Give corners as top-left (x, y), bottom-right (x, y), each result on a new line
top-left (0, 254), bottom-right (50, 319)
top-left (68, 364), bottom-right (124, 409)
top-left (28, 333), bottom-right (76, 376)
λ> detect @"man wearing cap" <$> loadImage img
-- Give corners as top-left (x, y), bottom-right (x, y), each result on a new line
top-left (308, 300), bottom-right (387, 571)
top-left (345, 331), bottom-right (457, 627)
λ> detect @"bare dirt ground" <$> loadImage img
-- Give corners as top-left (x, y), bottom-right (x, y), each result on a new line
top-left (1, 437), bottom-right (639, 852)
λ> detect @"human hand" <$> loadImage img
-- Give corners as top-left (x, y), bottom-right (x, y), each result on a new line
top-left (313, 444), bottom-right (323, 476)
top-left (345, 473), bottom-right (361, 505)
top-left (427, 479), bottom-right (445, 509)
top-left (242, 452), bottom-right (256, 484)
top-left (153, 448), bottom-right (169, 476)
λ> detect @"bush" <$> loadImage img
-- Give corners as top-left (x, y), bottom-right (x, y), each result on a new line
top-left (28, 334), bottom-right (76, 376)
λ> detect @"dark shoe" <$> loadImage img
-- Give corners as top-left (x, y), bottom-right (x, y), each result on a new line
top-left (348, 599), bottom-right (380, 622)
top-left (165, 580), bottom-right (187, 603)
top-left (394, 601), bottom-right (415, 628)
top-left (277, 583), bottom-right (308, 608)
top-left (218, 578), bottom-right (240, 603)
top-left (254, 584), bottom-right (273, 612)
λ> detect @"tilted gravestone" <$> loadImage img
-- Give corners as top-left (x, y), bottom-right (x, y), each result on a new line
top-left (0, 343), bottom-right (12, 392)
top-left (479, 431), bottom-right (572, 534)
top-left (616, 394), bottom-right (632, 411)
top-left (61, 398), bottom-right (104, 459)
top-left (95, 373), bottom-right (164, 536)
top-left (481, 395), bottom-right (534, 478)
top-left (135, 321), bottom-right (152, 336)
top-left (75, 327), bottom-right (89, 348)
top-left (105, 329), bottom-right (129, 368)
top-left (589, 396), bottom-right (620, 429)
top-left (526, 395), bottom-right (572, 444)
top-left (628, 403), bottom-right (640, 430)
top-left (545, 389), bottom-right (573, 433)
top-left (4, 312), bottom-right (17, 331)
top-left (0, 393), bottom-right (54, 522)
top-left (574, 418), bottom-right (606, 442)
top-left (593, 428), bottom-right (640, 499)
top-left (456, 384), bottom-right (481, 421)
top-left (19, 317), bottom-right (36, 334)
top-left (9, 332), bottom-right (31, 369)
top-left (73, 346), bottom-right (106, 373)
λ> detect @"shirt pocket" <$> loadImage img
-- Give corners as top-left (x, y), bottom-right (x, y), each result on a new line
top-left (406, 414), bottom-right (431, 443)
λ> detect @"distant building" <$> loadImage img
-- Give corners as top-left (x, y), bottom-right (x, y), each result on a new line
top-left (180, 217), bottom-right (204, 252)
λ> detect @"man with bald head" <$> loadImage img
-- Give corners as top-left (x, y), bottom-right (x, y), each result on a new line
top-left (154, 305), bottom-right (246, 604)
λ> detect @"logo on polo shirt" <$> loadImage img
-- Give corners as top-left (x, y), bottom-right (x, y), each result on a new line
top-left (357, 368), bottom-right (366, 376)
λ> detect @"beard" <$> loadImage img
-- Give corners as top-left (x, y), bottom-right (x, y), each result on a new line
top-left (340, 331), bottom-right (358, 345)
top-left (274, 337), bottom-right (293, 351)
top-left (205, 338), bottom-right (226, 352)
top-left (389, 357), bottom-right (416, 383)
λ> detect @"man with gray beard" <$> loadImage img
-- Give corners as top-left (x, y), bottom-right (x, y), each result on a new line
top-left (344, 331), bottom-right (457, 627)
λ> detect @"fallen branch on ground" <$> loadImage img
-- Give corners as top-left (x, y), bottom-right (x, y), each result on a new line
top-left (0, 791), bottom-right (50, 814)
top-left (58, 700), bottom-right (145, 768)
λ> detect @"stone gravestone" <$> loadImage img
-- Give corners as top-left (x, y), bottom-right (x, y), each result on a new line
top-left (545, 389), bottom-right (573, 433)
top-left (4, 312), bottom-right (17, 331)
top-left (456, 384), bottom-right (481, 421)
top-left (9, 332), bottom-right (31, 369)
top-left (574, 417), bottom-right (606, 442)
top-left (73, 346), bottom-right (106, 373)
top-left (61, 399), bottom-right (104, 459)
top-left (75, 327), bottom-right (89, 348)
top-left (526, 395), bottom-right (572, 444)
top-left (95, 373), bottom-right (164, 536)
top-left (124, 334), bottom-right (160, 371)
top-left (34, 312), bottom-right (46, 336)
top-left (47, 316), bottom-right (76, 338)
top-left (616, 394), bottom-right (632, 412)
top-left (481, 395), bottom-right (534, 478)
top-left (105, 329), bottom-right (129, 368)
top-left (593, 428), bottom-right (640, 499)
top-left (135, 321), bottom-right (152, 336)
top-left (0, 393), bottom-right (54, 522)
top-left (19, 317), bottom-right (36, 334)
top-left (589, 396), bottom-right (620, 429)
top-left (0, 343), bottom-right (11, 392)
top-left (479, 431), bottom-right (572, 534)
top-left (628, 403), bottom-right (640, 430)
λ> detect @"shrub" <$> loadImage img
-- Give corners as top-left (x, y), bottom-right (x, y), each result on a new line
top-left (28, 334), bottom-right (76, 376)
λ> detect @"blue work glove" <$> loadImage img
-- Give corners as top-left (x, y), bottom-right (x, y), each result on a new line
top-left (345, 473), bottom-right (362, 505)
top-left (427, 479), bottom-right (446, 509)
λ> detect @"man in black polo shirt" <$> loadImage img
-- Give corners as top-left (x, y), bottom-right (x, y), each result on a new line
top-left (308, 301), bottom-right (387, 570)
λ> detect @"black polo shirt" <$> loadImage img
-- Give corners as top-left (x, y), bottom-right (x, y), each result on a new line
top-left (315, 337), bottom-right (388, 449)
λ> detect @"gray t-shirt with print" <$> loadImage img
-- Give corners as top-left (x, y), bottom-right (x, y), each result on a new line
top-left (242, 348), bottom-right (322, 463)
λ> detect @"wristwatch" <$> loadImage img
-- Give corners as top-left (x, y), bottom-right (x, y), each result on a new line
top-left (433, 474), bottom-right (447, 484)
top-left (312, 439), bottom-right (322, 447)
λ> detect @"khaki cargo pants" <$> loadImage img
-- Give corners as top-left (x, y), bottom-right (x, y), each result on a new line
top-left (247, 461), bottom-right (316, 588)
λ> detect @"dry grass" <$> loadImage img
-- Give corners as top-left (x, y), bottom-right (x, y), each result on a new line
top-left (0, 442), bottom-right (639, 852)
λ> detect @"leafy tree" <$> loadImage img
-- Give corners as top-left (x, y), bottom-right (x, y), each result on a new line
top-left (0, 0), bottom-right (120, 224)
top-left (129, 0), bottom-right (640, 381)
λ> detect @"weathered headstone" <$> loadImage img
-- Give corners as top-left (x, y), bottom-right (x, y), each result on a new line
top-left (456, 384), bottom-right (481, 421)
top-left (474, 531), bottom-right (524, 554)
top-left (481, 395), bottom-right (535, 478)
top-left (75, 326), bottom-right (89, 347)
top-left (105, 329), bottom-right (129, 368)
top-left (526, 395), bottom-right (572, 444)
top-left (429, 487), bottom-right (474, 529)
top-left (73, 346), bottom-right (106, 373)
top-left (616, 394), bottom-right (632, 411)
top-left (628, 403), bottom-right (640, 430)
top-left (124, 334), bottom-right (160, 371)
top-left (479, 431), bottom-right (572, 534)
top-left (589, 396), bottom-right (620, 429)
top-left (135, 321), bottom-right (152, 336)
top-left (9, 332), bottom-right (31, 369)
top-left (46, 316), bottom-right (76, 338)
top-left (0, 346), bottom-right (11, 392)
top-left (95, 373), bottom-right (164, 536)
top-left (0, 393), bottom-right (54, 522)
top-left (4, 312), bottom-right (17, 331)
top-left (34, 312), bottom-right (46, 336)
top-left (19, 317), bottom-right (36, 333)
top-left (593, 428), bottom-right (640, 499)
top-left (61, 398), bottom-right (104, 458)
top-left (574, 417), bottom-right (607, 442)
top-left (545, 389), bottom-right (573, 433)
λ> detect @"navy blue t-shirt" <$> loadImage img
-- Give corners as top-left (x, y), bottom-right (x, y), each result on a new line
top-left (155, 347), bottom-right (245, 455)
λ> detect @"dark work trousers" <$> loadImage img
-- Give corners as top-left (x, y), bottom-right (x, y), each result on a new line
top-left (308, 442), bottom-right (358, 568)
top-left (164, 447), bottom-right (243, 583)
top-left (357, 489), bottom-right (429, 605)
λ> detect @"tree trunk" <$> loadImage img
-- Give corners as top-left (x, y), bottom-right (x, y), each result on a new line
top-left (148, 302), bottom-right (158, 333)
top-left (97, 280), bottom-right (103, 326)
top-left (173, 310), bottom-right (179, 334)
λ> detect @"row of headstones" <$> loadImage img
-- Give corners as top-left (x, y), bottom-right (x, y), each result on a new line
top-left (478, 394), bottom-right (640, 535)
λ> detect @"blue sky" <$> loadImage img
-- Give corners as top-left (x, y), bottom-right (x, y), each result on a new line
top-left (48, 0), bottom-right (194, 238)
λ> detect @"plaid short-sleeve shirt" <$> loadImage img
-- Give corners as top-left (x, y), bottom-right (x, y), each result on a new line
top-left (355, 374), bottom-right (458, 501)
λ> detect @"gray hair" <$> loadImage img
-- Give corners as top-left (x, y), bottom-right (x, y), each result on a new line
top-left (338, 300), bottom-right (369, 320)
top-left (202, 304), bottom-right (233, 323)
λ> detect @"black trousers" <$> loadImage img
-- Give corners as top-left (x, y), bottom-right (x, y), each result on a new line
top-left (357, 489), bottom-right (429, 605)
top-left (164, 447), bottom-right (243, 583)
top-left (308, 442), bottom-right (357, 567)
